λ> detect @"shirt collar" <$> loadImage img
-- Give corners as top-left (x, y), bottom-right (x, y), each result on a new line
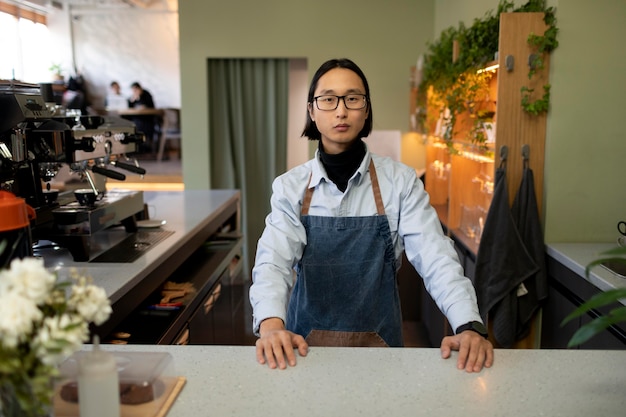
top-left (309, 143), bottom-right (372, 189)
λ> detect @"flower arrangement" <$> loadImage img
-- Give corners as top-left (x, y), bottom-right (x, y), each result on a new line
top-left (0, 256), bottom-right (112, 416)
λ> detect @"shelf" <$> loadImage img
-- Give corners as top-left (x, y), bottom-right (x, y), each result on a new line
top-left (423, 12), bottom-right (549, 250)
top-left (105, 238), bottom-right (243, 345)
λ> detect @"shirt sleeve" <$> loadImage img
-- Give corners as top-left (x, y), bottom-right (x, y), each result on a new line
top-left (249, 171), bottom-right (308, 335)
top-left (397, 169), bottom-right (482, 331)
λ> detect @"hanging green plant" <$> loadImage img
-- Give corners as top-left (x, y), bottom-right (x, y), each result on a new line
top-left (520, 5), bottom-right (559, 115)
top-left (419, 1), bottom-right (513, 149)
top-left (521, 84), bottom-right (551, 116)
top-left (418, 0), bottom-right (559, 143)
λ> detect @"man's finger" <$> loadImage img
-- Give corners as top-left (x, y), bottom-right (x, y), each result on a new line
top-left (456, 338), bottom-right (470, 370)
top-left (255, 341), bottom-right (267, 365)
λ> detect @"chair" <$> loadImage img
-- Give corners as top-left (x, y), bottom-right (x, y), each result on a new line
top-left (157, 108), bottom-right (182, 162)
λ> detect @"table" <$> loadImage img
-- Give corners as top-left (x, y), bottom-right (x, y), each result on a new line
top-left (101, 345), bottom-right (626, 417)
top-left (112, 108), bottom-right (165, 154)
top-left (112, 108), bottom-right (165, 117)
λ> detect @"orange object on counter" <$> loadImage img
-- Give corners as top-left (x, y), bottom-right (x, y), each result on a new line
top-left (0, 190), bottom-right (36, 232)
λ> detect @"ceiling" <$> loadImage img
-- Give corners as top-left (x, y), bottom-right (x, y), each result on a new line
top-left (10, 0), bottom-right (174, 13)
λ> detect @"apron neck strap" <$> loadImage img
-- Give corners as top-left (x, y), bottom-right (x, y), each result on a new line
top-left (301, 159), bottom-right (385, 216)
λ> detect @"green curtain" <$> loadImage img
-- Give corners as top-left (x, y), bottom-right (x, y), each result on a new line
top-left (207, 58), bottom-right (289, 274)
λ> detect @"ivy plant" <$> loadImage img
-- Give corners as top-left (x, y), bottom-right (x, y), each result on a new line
top-left (520, 5), bottom-right (559, 115)
top-left (418, 0), bottom-right (559, 147)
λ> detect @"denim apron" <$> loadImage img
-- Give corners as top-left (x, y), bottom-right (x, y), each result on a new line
top-left (286, 160), bottom-right (403, 347)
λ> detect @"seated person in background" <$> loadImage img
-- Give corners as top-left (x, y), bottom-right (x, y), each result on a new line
top-left (129, 82), bottom-right (155, 109)
top-left (62, 75), bottom-right (88, 115)
top-left (111, 81), bottom-right (121, 95)
top-left (128, 82), bottom-right (156, 154)
top-left (105, 81), bottom-right (128, 111)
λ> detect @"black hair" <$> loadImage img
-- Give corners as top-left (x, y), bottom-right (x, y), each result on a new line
top-left (301, 58), bottom-right (373, 140)
top-left (131, 82), bottom-right (142, 89)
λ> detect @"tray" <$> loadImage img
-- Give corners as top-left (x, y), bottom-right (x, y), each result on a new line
top-left (53, 376), bottom-right (186, 417)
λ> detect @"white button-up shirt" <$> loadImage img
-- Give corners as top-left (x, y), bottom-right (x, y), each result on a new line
top-left (250, 145), bottom-right (482, 336)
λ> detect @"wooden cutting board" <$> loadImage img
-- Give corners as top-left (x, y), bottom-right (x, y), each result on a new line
top-left (53, 376), bottom-right (186, 417)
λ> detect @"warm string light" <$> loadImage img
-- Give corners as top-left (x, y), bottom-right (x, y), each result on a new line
top-left (461, 150), bottom-right (494, 164)
top-left (476, 64), bottom-right (499, 74)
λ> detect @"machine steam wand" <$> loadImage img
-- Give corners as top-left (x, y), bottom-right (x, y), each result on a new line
top-left (84, 167), bottom-right (99, 196)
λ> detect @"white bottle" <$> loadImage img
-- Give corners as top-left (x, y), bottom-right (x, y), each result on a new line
top-left (78, 336), bottom-right (121, 417)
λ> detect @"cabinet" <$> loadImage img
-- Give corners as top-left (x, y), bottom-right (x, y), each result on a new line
top-left (541, 255), bottom-right (626, 349)
top-left (103, 234), bottom-right (245, 345)
top-left (94, 193), bottom-right (251, 346)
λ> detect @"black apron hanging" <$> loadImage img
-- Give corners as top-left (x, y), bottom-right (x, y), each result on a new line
top-left (510, 154), bottom-right (548, 340)
top-left (474, 153), bottom-right (539, 348)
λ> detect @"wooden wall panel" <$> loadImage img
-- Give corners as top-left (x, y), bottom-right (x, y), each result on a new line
top-left (496, 12), bottom-right (550, 216)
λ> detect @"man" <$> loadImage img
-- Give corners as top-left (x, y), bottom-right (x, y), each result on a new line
top-left (128, 82), bottom-right (156, 154)
top-left (250, 58), bottom-right (494, 372)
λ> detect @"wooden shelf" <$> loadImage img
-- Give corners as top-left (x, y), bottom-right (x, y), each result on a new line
top-left (423, 12), bottom-right (550, 251)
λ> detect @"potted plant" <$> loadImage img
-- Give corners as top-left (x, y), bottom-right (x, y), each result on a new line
top-left (561, 246), bottom-right (626, 347)
top-left (418, 0), bottom-right (558, 147)
top-left (48, 63), bottom-right (63, 81)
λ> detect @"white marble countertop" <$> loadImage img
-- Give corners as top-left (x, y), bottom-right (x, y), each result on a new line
top-left (546, 242), bottom-right (626, 293)
top-left (40, 189), bottom-right (240, 303)
top-left (98, 344), bottom-right (626, 417)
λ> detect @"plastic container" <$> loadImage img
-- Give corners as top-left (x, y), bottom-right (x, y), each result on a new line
top-left (54, 349), bottom-right (178, 417)
top-left (78, 336), bottom-right (120, 417)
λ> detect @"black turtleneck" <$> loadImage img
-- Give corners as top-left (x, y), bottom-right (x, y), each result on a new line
top-left (318, 140), bottom-right (366, 192)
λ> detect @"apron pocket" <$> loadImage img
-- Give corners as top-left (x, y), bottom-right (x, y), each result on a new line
top-left (305, 329), bottom-right (389, 347)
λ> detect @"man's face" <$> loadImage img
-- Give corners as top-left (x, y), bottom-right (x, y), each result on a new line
top-left (308, 68), bottom-right (368, 155)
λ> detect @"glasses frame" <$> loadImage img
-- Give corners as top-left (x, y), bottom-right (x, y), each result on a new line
top-left (313, 94), bottom-right (368, 111)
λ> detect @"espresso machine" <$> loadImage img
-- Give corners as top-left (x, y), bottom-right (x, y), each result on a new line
top-left (0, 80), bottom-right (147, 261)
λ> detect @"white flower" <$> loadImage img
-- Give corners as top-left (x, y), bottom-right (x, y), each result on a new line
top-left (32, 313), bottom-right (89, 366)
top-left (0, 257), bottom-right (112, 414)
top-left (0, 258), bottom-right (55, 304)
top-left (0, 293), bottom-right (43, 348)
top-left (68, 282), bottom-right (112, 326)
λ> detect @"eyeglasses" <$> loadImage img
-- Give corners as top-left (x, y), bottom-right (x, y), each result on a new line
top-left (313, 94), bottom-right (368, 111)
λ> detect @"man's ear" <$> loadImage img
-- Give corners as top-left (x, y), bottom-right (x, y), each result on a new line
top-left (307, 102), bottom-right (314, 122)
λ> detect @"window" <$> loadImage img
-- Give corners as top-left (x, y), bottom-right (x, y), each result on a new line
top-left (0, 3), bottom-right (53, 83)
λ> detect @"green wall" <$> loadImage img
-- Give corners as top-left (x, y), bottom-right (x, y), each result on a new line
top-left (434, 0), bottom-right (626, 243)
top-left (179, 0), bottom-right (626, 243)
top-left (178, 0), bottom-right (434, 189)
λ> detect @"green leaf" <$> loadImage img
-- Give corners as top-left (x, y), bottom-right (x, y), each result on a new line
top-left (561, 288), bottom-right (626, 325)
top-left (567, 306), bottom-right (626, 347)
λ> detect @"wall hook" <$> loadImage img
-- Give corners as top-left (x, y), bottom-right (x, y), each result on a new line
top-left (498, 145), bottom-right (508, 170)
top-left (505, 55), bottom-right (514, 72)
top-left (500, 145), bottom-right (509, 162)
top-left (528, 53), bottom-right (539, 70)
top-left (521, 144), bottom-right (530, 161)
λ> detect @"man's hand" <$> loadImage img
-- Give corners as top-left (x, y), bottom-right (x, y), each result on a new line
top-left (440, 331), bottom-right (494, 373)
top-left (256, 318), bottom-right (309, 369)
